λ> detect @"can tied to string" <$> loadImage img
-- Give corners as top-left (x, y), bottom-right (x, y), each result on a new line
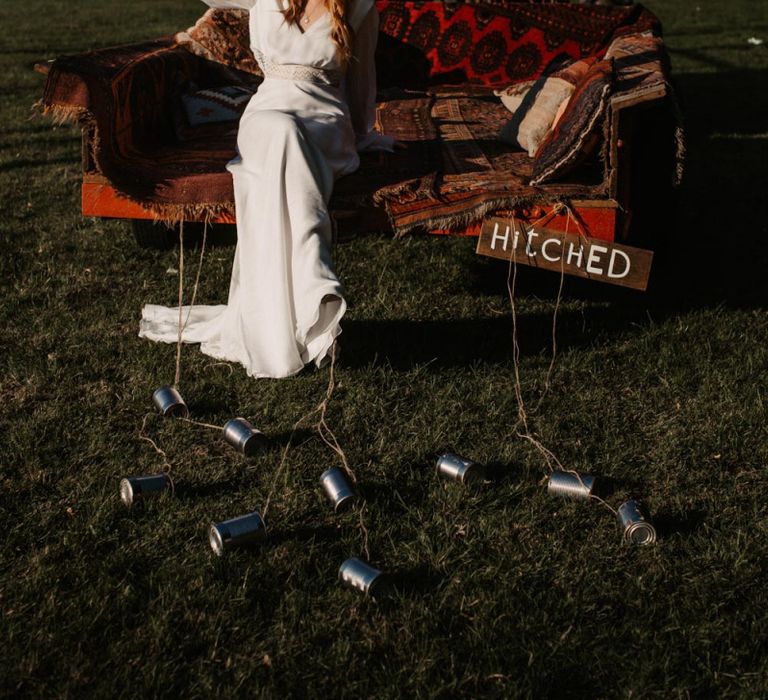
top-left (119, 474), bottom-right (172, 507)
top-left (435, 452), bottom-right (484, 485)
top-left (547, 470), bottom-right (596, 500)
top-left (223, 417), bottom-right (268, 457)
top-left (617, 500), bottom-right (657, 545)
top-left (152, 385), bottom-right (189, 418)
top-left (338, 557), bottom-right (385, 596)
top-left (209, 511), bottom-right (267, 556)
top-left (320, 467), bottom-right (357, 512)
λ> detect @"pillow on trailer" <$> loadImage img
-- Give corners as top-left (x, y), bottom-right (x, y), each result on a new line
top-left (175, 8), bottom-right (262, 77)
top-left (181, 84), bottom-right (255, 126)
top-left (530, 58), bottom-right (614, 186)
top-left (498, 56), bottom-right (598, 157)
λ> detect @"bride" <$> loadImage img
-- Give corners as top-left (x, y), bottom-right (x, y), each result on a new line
top-left (139, 0), bottom-right (395, 378)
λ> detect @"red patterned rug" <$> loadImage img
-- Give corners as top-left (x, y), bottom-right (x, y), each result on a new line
top-left (374, 0), bottom-right (658, 88)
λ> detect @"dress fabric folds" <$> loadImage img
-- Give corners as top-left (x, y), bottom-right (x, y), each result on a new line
top-left (139, 0), bottom-right (393, 378)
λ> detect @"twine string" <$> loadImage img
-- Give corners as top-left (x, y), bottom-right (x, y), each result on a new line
top-left (138, 413), bottom-right (173, 481)
top-left (563, 468), bottom-right (618, 516)
top-left (174, 220), bottom-right (185, 388)
top-left (262, 403), bottom-right (320, 521)
top-left (261, 342), bottom-right (370, 558)
top-left (173, 219), bottom-right (209, 389)
top-left (180, 416), bottom-right (222, 432)
top-left (356, 500), bottom-right (371, 561)
top-left (315, 342), bottom-right (356, 482)
top-left (507, 205), bottom-right (617, 517)
top-left (533, 211), bottom-right (568, 412)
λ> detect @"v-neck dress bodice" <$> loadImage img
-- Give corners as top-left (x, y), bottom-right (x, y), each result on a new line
top-left (139, 0), bottom-right (393, 378)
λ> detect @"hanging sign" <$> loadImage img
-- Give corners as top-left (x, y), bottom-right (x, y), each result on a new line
top-left (476, 217), bottom-right (653, 291)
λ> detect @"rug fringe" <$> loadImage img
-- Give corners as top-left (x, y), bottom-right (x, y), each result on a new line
top-left (388, 194), bottom-right (555, 238)
top-left (38, 101), bottom-right (92, 126)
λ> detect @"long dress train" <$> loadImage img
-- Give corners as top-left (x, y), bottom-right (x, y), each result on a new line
top-left (139, 0), bottom-right (393, 378)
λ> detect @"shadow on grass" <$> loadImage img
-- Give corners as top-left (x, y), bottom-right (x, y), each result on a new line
top-left (339, 306), bottom-right (638, 370)
top-left (175, 478), bottom-right (247, 501)
top-left (653, 508), bottom-right (708, 538)
top-left (386, 563), bottom-right (444, 596)
top-left (270, 523), bottom-right (340, 546)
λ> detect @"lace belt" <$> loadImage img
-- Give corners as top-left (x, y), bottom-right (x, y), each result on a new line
top-left (254, 49), bottom-right (341, 88)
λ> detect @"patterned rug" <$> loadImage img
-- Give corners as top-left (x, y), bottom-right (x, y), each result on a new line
top-left (351, 85), bottom-right (607, 235)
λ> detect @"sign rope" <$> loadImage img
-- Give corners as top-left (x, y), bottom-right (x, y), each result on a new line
top-left (507, 204), bottom-right (617, 515)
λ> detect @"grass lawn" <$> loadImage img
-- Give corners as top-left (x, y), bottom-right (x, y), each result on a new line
top-left (2, 0), bottom-right (768, 696)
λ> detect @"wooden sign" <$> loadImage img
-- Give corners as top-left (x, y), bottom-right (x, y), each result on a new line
top-left (476, 217), bottom-right (653, 291)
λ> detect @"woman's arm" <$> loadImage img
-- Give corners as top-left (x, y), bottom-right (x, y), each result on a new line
top-left (201, 0), bottom-right (257, 9)
top-left (345, 5), bottom-right (396, 153)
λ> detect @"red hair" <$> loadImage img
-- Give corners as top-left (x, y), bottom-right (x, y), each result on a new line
top-left (282, 0), bottom-right (353, 65)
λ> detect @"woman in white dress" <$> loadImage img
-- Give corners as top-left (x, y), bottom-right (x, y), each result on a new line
top-left (139, 0), bottom-right (394, 378)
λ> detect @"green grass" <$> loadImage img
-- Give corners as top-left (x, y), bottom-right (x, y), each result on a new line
top-left (2, 0), bottom-right (768, 696)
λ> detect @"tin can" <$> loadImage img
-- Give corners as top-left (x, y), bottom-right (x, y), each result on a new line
top-left (223, 418), bottom-right (267, 457)
top-left (152, 385), bottom-right (189, 418)
top-left (209, 511), bottom-right (267, 556)
top-left (320, 467), bottom-right (357, 512)
top-left (617, 500), bottom-right (657, 545)
top-left (119, 474), bottom-right (172, 507)
top-left (338, 557), bottom-right (385, 596)
top-left (547, 470), bottom-right (596, 500)
top-left (436, 453), bottom-right (483, 484)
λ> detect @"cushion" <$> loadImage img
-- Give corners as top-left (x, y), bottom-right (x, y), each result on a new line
top-left (605, 31), bottom-right (668, 95)
top-left (498, 56), bottom-right (597, 156)
top-left (182, 84), bottom-right (255, 126)
top-left (175, 8), bottom-right (262, 77)
top-left (494, 80), bottom-right (535, 114)
top-left (530, 57), bottom-right (614, 185)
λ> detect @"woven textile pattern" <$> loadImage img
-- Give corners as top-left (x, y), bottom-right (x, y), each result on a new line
top-left (374, 0), bottom-right (658, 88)
top-left (175, 9), bottom-right (262, 77)
top-left (367, 85), bottom-right (606, 234)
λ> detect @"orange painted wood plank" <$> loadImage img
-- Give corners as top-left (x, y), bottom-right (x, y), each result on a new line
top-left (81, 181), bottom-right (236, 224)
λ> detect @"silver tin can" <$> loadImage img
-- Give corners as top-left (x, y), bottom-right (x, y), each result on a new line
top-left (547, 470), bottom-right (596, 500)
top-left (436, 453), bottom-right (483, 484)
top-left (152, 385), bottom-right (189, 418)
top-left (209, 511), bottom-right (267, 556)
top-left (320, 467), bottom-right (357, 512)
top-left (338, 557), bottom-right (385, 596)
top-left (119, 474), bottom-right (172, 507)
top-left (222, 418), bottom-right (267, 457)
top-left (617, 500), bottom-right (657, 545)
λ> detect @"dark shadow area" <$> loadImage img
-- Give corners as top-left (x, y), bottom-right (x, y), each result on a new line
top-left (653, 508), bottom-right (708, 539)
top-left (186, 395), bottom-right (238, 416)
top-left (386, 563), bottom-right (444, 596)
top-left (269, 523), bottom-right (340, 546)
top-left (268, 427), bottom-right (317, 449)
top-left (132, 220), bottom-right (238, 250)
top-left (359, 477), bottom-right (431, 511)
top-left (483, 460), bottom-right (525, 485)
top-left (340, 304), bottom-right (641, 370)
top-left (175, 477), bottom-right (246, 501)
top-left (592, 475), bottom-right (618, 500)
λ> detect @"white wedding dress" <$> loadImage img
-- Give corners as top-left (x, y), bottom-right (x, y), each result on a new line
top-left (139, 0), bottom-right (393, 378)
